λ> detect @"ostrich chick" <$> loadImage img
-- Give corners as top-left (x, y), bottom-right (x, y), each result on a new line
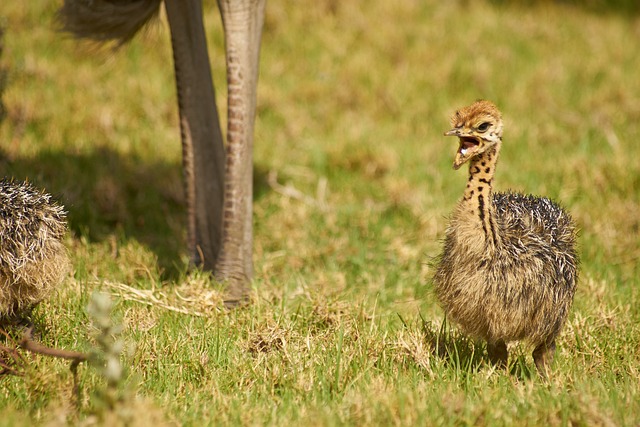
top-left (433, 100), bottom-right (578, 376)
top-left (0, 179), bottom-right (69, 318)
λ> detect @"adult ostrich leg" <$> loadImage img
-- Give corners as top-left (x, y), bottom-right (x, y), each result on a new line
top-left (59, 0), bottom-right (265, 302)
top-left (213, 0), bottom-right (265, 299)
top-left (164, 0), bottom-right (265, 302)
top-left (163, 0), bottom-right (226, 279)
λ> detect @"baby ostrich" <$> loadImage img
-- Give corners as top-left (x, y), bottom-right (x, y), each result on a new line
top-left (433, 100), bottom-right (578, 376)
top-left (0, 179), bottom-right (69, 319)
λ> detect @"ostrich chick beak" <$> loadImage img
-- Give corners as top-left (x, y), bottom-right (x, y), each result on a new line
top-left (444, 128), bottom-right (480, 170)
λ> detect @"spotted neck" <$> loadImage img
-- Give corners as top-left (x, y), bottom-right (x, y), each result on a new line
top-left (461, 144), bottom-right (501, 248)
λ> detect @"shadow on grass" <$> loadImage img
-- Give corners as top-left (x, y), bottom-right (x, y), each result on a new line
top-left (419, 316), bottom-right (485, 375)
top-left (0, 146), bottom-right (273, 279)
top-left (418, 315), bottom-right (537, 380)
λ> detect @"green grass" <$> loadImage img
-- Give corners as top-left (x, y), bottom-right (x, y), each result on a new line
top-left (1, 0), bottom-right (639, 425)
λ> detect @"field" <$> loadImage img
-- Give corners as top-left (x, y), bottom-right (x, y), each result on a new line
top-left (1, 0), bottom-right (639, 425)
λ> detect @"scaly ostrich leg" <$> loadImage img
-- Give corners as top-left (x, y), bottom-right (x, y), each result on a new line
top-left (58, 0), bottom-right (265, 302)
top-left (164, 0), bottom-right (226, 275)
top-left (215, 0), bottom-right (266, 302)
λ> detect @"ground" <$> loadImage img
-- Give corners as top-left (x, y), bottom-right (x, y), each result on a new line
top-left (0, 0), bottom-right (639, 425)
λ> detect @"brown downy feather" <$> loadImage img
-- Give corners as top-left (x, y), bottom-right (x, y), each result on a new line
top-left (0, 179), bottom-right (69, 317)
top-left (433, 100), bottom-right (578, 376)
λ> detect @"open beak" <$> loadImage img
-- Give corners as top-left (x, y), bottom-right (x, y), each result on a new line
top-left (445, 128), bottom-right (481, 170)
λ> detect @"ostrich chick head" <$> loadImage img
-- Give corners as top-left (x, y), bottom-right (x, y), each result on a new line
top-left (444, 100), bottom-right (503, 170)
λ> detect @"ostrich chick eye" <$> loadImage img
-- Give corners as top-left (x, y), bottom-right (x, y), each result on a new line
top-left (477, 122), bottom-right (491, 132)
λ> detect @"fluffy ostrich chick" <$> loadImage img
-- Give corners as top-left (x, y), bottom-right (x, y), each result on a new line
top-left (0, 179), bottom-right (69, 317)
top-left (433, 100), bottom-right (578, 376)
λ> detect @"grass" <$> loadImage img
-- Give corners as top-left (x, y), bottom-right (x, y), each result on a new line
top-left (1, 0), bottom-right (639, 425)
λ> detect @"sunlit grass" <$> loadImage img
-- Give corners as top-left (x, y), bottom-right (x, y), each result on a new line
top-left (0, 0), bottom-right (639, 425)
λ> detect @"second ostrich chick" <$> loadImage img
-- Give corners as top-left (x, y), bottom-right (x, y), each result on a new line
top-left (0, 179), bottom-right (69, 318)
top-left (433, 100), bottom-right (578, 376)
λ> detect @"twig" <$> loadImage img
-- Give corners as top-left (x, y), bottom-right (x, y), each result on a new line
top-left (102, 281), bottom-right (212, 317)
top-left (267, 170), bottom-right (328, 211)
top-left (0, 345), bottom-right (25, 376)
top-left (0, 327), bottom-right (88, 380)
top-left (0, 329), bottom-right (27, 376)
top-left (70, 358), bottom-right (83, 412)
top-left (18, 327), bottom-right (88, 362)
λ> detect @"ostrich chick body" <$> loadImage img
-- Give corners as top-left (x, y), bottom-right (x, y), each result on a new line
top-left (0, 179), bottom-right (69, 317)
top-left (433, 100), bottom-right (578, 376)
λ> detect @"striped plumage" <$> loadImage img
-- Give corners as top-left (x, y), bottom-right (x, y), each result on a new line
top-left (0, 179), bottom-right (69, 317)
top-left (433, 100), bottom-right (578, 376)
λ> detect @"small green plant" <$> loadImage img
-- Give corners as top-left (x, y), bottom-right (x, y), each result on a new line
top-left (83, 291), bottom-right (167, 425)
top-left (85, 292), bottom-right (129, 422)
